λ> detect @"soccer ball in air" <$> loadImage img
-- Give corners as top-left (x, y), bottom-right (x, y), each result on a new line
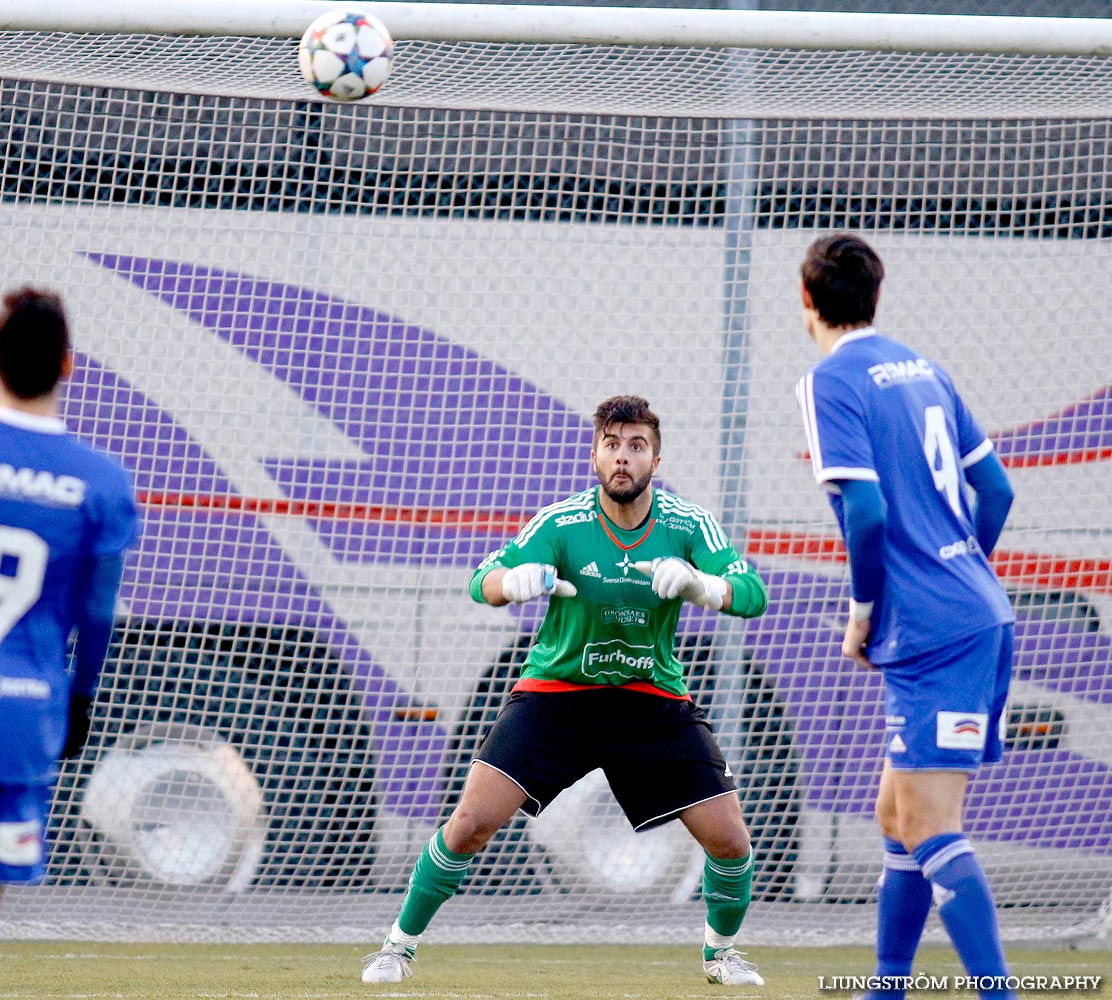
top-left (298, 9), bottom-right (394, 101)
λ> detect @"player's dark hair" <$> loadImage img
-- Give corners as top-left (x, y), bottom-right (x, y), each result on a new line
top-left (801, 233), bottom-right (884, 328)
top-left (0, 286), bottom-right (70, 399)
top-left (593, 395), bottom-right (661, 454)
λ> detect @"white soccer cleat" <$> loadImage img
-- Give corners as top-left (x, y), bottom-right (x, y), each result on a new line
top-left (703, 947), bottom-right (765, 986)
top-left (360, 940), bottom-right (414, 983)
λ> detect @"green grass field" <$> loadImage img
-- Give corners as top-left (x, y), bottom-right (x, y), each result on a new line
top-left (0, 942), bottom-right (1104, 1000)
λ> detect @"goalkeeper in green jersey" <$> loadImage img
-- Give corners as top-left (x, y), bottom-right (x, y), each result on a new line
top-left (361, 395), bottom-right (770, 988)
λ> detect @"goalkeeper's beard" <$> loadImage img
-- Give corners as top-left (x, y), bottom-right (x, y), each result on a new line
top-left (600, 468), bottom-right (653, 505)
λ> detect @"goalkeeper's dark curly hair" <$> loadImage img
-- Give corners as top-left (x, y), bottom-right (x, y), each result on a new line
top-left (593, 395), bottom-right (661, 454)
top-left (0, 286), bottom-right (70, 400)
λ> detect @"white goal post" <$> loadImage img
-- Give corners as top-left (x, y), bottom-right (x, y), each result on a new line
top-left (0, 0), bottom-right (1109, 949)
top-left (3, 0), bottom-right (1112, 54)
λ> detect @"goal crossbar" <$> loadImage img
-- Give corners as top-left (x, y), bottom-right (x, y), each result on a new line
top-left (2, 0), bottom-right (1112, 56)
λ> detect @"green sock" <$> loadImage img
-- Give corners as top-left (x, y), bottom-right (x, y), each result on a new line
top-left (701, 849), bottom-right (754, 961)
top-left (396, 827), bottom-right (474, 937)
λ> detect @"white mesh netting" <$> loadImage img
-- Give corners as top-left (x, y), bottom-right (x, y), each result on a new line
top-left (0, 21), bottom-right (1109, 945)
top-left (2, 32), bottom-right (1112, 117)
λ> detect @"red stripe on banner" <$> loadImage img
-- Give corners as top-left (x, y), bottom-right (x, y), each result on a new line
top-left (136, 493), bottom-right (1112, 594)
top-left (744, 527), bottom-right (847, 561)
top-left (742, 528), bottom-right (1112, 595)
top-left (796, 447), bottom-right (1112, 468)
top-left (1000, 447), bottom-right (1112, 468)
top-left (989, 550), bottom-right (1112, 594)
top-left (137, 491), bottom-right (531, 534)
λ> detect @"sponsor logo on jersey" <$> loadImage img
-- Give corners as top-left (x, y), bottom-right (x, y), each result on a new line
top-left (939, 535), bottom-right (981, 560)
top-left (614, 554), bottom-right (634, 577)
top-left (867, 358), bottom-right (935, 388)
top-left (601, 606), bottom-right (648, 627)
top-left (579, 561), bottom-right (601, 578)
top-left (656, 516), bottom-right (696, 534)
top-left (0, 677), bottom-right (51, 699)
top-left (936, 711), bottom-right (988, 750)
top-left (0, 465), bottom-right (86, 507)
top-left (555, 510), bottom-right (597, 527)
top-left (582, 641), bottom-right (655, 680)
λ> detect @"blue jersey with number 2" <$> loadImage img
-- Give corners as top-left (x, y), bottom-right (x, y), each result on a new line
top-left (796, 328), bottom-right (1013, 664)
top-left (0, 410), bottom-right (138, 784)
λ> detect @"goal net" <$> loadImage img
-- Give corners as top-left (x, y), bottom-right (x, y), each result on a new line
top-left (0, 1), bottom-right (1109, 948)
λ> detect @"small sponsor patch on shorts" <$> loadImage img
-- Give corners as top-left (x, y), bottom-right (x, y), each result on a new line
top-left (936, 711), bottom-right (988, 750)
top-left (0, 819), bottom-right (42, 866)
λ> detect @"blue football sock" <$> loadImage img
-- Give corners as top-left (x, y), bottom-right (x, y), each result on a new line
top-left (913, 833), bottom-right (1016, 1000)
top-left (866, 838), bottom-right (933, 1000)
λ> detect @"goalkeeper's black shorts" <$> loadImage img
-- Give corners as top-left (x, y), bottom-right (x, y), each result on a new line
top-left (474, 687), bottom-right (737, 831)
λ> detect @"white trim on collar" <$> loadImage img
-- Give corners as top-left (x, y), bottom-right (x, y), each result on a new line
top-left (830, 326), bottom-right (878, 353)
top-left (0, 407), bottom-right (66, 434)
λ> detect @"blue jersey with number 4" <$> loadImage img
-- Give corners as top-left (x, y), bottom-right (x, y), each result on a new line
top-left (796, 328), bottom-right (1013, 664)
top-left (0, 410), bottom-right (138, 784)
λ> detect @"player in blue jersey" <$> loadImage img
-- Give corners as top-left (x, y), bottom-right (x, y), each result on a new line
top-left (795, 235), bottom-right (1018, 1000)
top-left (0, 287), bottom-right (138, 904)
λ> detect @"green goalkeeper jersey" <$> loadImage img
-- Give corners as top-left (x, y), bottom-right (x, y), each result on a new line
top-left (469, 486), bottom-right (768, 697)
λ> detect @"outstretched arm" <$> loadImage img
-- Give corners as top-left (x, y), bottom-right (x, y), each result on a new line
top-left (64, 554), bottom-right (124, 758)
top-left (634, 558), bottom-right (729, 610)
top-left (479, 564), bottom-right (577, 606)
top-left (634, 555), bottom-right (767, 617)
top-left (838, 479), bottom-right (887, 669)
top-left (964, 450), bottom-right (1014, 557)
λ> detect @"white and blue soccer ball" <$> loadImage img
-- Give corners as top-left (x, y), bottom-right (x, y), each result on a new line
top-left (298, 9), bottom-right (394, 102)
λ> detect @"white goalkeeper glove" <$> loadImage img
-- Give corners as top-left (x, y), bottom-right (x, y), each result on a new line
top-left (634, 558), bottom-right (727, 611)
top-left (500, 563), bottom-right (578, 603)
